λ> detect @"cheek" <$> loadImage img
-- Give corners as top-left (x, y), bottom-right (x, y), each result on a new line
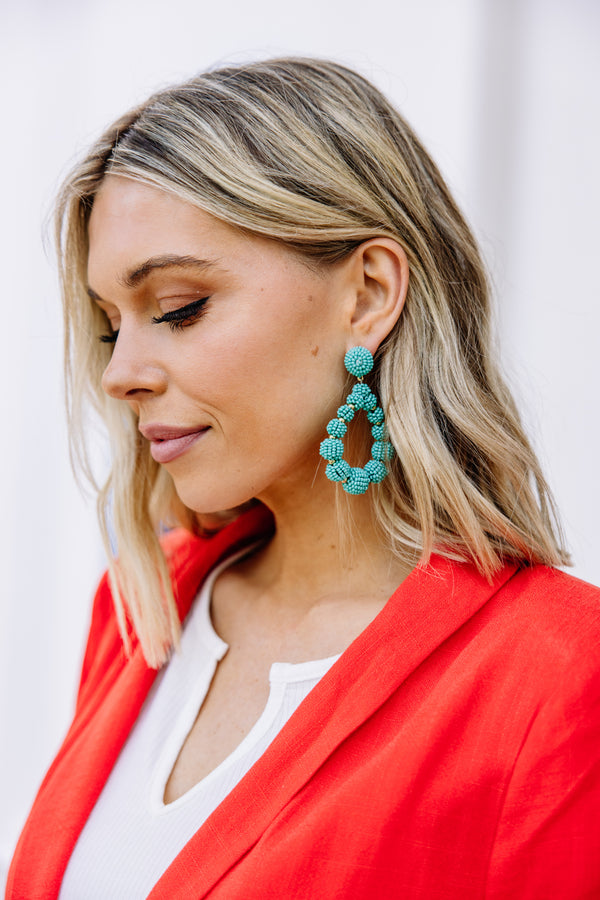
top-left (177, 278), bottom-right (345, 429)
top-left (241, 336), bottom-right (341, 421)
top-left (249, 291), bottom-right (342, 381)
top-left (239, 349), bottom-right (346, 453)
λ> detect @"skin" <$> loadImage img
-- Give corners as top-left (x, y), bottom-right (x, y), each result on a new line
top-left (88, 175), bottom-right (413, 802)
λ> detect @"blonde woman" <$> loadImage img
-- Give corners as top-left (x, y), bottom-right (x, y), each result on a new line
top-left (7, 58), bottom-right (600, 898)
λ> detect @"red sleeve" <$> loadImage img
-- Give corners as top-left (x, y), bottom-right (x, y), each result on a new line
top-left (74, 527), bottom-right (196, 712)
top-left (486, 628), bottom-right (600, 898)
top-left (74, 570), bottom-right (126, 715)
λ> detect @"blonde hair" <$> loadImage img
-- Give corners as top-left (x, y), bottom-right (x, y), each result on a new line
top-left (56, 57), bottom-right (569, 667)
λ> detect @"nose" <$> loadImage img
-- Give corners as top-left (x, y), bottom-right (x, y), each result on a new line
top-left (101, 326), bottom-right (167, 401)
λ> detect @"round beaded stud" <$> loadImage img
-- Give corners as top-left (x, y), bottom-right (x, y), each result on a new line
top-left (319, 346), bottom-right (394, 494)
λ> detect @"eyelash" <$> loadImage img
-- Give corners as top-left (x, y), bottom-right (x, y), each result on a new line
top-left (99, 296), bottom-right (210, 344)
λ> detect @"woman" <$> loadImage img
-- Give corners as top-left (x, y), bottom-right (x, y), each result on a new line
top-left (7, 58), bottom-right (600, 898)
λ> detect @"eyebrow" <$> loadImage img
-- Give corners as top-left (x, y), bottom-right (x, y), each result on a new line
top-left (87, 254), bottom-right (221, 302)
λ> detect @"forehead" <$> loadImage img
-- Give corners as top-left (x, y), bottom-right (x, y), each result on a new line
top-left (88, 177), bottom-right (245, 288)
top-left (88, 176), bottom-right (238, 260)
top-left (86, 175), bottom-right (318, 295)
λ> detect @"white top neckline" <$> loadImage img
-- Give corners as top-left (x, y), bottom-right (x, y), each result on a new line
top-left (60, 544), bottom-right (341, 899)
top-left (149, 544), bottom-right (340, 815)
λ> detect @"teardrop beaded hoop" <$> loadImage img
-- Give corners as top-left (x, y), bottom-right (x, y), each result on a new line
top-left (320, 346), bottom-right (394, 495)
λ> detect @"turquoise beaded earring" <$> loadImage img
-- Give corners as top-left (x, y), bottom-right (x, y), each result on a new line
top-left (320, 346), bottom-right (394, 495)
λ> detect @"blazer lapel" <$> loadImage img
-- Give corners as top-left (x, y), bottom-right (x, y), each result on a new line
top-left (6, 505), bottom-right (274, 900)
top-left (149, 553), bottom-right (518, 898)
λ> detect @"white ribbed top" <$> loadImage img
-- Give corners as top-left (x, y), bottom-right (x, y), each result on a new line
top-left (60, 549), bottom-right (339, 899)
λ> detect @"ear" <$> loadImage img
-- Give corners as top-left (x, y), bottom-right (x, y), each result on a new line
top-left (344, 238), bottom-right (409, 354)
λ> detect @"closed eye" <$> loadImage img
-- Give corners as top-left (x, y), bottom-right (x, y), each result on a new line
top-left (98, 296), bottom-right (210, 343)
top-left (99, 329), bottom-right (119, 344)
top-left (152, 296), bottom-right (210, 331)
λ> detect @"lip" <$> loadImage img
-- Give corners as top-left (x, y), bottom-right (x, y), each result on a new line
top-left (140, 423), bottom-right (210, 464)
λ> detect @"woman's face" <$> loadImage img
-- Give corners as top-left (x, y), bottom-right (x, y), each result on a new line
top-left (87, 175), bottom-right (353, 513)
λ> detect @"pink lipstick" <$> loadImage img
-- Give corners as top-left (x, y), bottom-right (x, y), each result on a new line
top-left (140, 424), bottom-right (209, 464)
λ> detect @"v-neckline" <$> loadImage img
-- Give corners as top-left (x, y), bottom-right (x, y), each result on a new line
top-left (152, 545), bottom-right (341, 811)
top-left (6, 505), bottom-right (519, 900)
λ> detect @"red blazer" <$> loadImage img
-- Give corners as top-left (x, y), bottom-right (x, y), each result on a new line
top-left (7, 505), bottom-right (600, 899)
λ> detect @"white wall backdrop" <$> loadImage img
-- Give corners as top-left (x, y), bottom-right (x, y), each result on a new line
top-left (1, 0), bottom-right (598, 883)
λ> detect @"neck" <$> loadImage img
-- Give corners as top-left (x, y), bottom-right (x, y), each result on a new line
top-left (244, 473), bottom-right (414, 612)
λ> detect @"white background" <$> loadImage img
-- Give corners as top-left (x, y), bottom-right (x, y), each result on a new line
top-left (1, 0), bottom-right (598, 883)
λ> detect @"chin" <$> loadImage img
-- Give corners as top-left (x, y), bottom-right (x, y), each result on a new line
top-left (172, 476), bottom-right (260, 521)
top-left (195, 501), bottom-right (263, 531)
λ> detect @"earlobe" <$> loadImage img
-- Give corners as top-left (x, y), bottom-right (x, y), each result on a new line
top-left (348, 238), bottom-right (409, 354)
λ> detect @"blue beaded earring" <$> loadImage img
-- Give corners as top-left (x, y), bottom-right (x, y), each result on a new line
top-left (320, 346), bottom-right (394, 495)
